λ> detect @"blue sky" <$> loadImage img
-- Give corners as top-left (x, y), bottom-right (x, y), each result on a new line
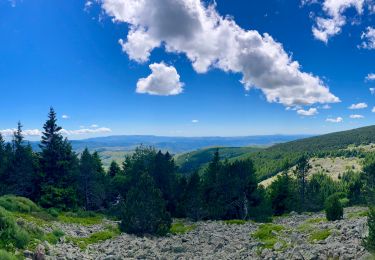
top-left (0, 0), bottom-right (375, 139)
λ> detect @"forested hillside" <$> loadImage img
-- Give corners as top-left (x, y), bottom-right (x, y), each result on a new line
top-left (175, 146), bottom-right (264, 174)
top-left (1, 109), bottom-right (375, 258)
top-left (249, 125), bottom-right (375, 180)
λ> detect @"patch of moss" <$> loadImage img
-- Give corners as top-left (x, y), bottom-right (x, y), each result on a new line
top-left (252, 223), bottom-right (285, 249)
top-left (67, 226), bottom-right (120, 250)
top-left (223, 219), bottom-right (248, 225)
top-left (308, 229), bottom-right (331, 243)
top-left (170, 222), bottom-right (196, 234)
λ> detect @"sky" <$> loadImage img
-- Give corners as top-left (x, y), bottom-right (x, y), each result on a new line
top-left (0, 0), bottom-right (375, 139)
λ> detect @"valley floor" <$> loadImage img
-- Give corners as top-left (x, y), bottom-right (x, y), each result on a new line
top-left (31, 207), bottom-right (372, 260)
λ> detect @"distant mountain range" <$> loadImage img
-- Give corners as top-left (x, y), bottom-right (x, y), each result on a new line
top-left (49, 134), bottom-right (310, 154)
top-left (27, 134), bottom-right (309, 168)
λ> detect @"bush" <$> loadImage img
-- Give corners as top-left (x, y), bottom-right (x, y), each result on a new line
top-left (0, 206), bottom-right (30, 250)
top-left (364, 207), bottom-right (375, 252)
top-left (252, 223), bottom-right (285, 249)
top-left (120, 173), bottom-right (171, 236)
top-left (325, 193), bottom-right (343, 221)
top-left (0, 195), bottom-right (40, 213)
top-left (0, 250), bottom-right (17, 260)
top-left (47, 208), bottom-right (60, 218)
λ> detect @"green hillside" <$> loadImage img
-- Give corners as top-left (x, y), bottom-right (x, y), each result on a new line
top-left (176, 125), bottom-right (375, 180)
top-left (175, 146), bottom-right (264, 174)
top-left (246, 125), bottom-right (375, 180)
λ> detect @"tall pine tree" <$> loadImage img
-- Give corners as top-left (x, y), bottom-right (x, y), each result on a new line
top-left (39, 108), bottom-right (79, 209)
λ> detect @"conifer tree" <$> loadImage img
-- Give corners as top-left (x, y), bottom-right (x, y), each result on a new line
top-left (120, 172), bottom-right (171, 235)
top-left (39, 108), bottom-right (79, 209)
top-left (108, 161), bottom-right (121, 178)
top-left (294, 154), bottom-right (311, 211)
top-left (7, 122), bottom-right (38, 198)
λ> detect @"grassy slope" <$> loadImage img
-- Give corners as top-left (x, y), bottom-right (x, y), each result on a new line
top-left (175, 146), bottom-right (265, 174)
top-left (177, 125), bottom-right (375, 180)
top-left (242, 125), bottom-right (375, 181)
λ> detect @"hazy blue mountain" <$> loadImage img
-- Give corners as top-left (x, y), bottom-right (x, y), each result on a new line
top-left (29, 134), bottom-right (309, 154)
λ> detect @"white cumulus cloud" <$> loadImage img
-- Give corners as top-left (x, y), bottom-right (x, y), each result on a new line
top-left (102, 0), bottom-right (339, 107)
top-left (59, 127), bottom-right (112, 135)
top-left (326, 117), bottom-right (343, 123)
top-left (360, 27), bottom-right (375, 50)
top-left (348, 102), bottom-right (368, 109)
top-left (62, 115), bottom-right (70, 119)
top-left (307, 0), bottom-right (366, 43)
top-left (350, 114), bottom-right (364, 119)
top-left (366, 73), bottom-right (375, 81)
top-left (297, 108), bottom-right (318, 116)
top-left (136, 62), bottom-right (184, 96)
top-left (0, 129), bottom-right (42, 137)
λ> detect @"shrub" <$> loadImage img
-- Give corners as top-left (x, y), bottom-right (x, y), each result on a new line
top-left (47, 208), bottom-right (60, 218)
top-left (364, 207), bottom-right (375, 252)
top-left (0, 195), bottom-right (40, 213)
top-left (0, 206), bottom-right (30, 250)
top-left (223, 219), bottom-right (247, 225)
top-left (170, 222), bottom-right (196, 234)
top-left (120, 173), bottom-right (171, 236)
top-left (0, 250), bottom-right (17, 260)
top-left (45, 229), bottom-right (65, 245)
top-left (252, 223), bottom-right (284, 249)
top-left (325, 193), bottom-right (343, 221)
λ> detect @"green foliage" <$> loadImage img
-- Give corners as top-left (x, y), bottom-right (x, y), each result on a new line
top-left (0, 206), bottom-right (30, 251)
top-left (252, 223), bottom-right (284, 249)
top-left (78, 149), bottom-right (107, 210)
top-left (58, 211), bottom-right (103, 226)
top-left (120, 172), bottom-right (171, 236)
top-left (223, 219), bottom-right (247, 225)
top-left (44, 229), bottom-right (65, 245)
top-left (170, 221), bottom-right (196, 234)
top-left (341, 171), bottom-right (364, 205)
top-left (0, 195), bottom-right (41, 213)
top-left (308, 229), bottom-right (331, 242)
top-left (325, 193), bottom-right (344, 221)
top-left (175, 146), bottom-right (263, 174)
top-left (39, 185), bottom-right (78, 210)
top-left (306, 173), bottom-right (344, 212)
top-left (268, 171), bottom-right (297, 215)
top-left (0, 250), bottom-right (18, 260)
top-left (39, 108), bottom-right (80, 209)
top-left (364, 207), bottom-right (375, 252)
top-left (68, 226), bottom-right (120, 250)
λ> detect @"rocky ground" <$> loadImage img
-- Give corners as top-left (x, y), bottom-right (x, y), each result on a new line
top-left (28, 207), bottom-right (372, 260)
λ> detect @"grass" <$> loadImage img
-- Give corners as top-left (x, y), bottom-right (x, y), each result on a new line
top-left (347, 210), bottom-right (368, 219)
top-left (67, 225), bottom-right (120, 250)
top-left (252, 223), bottom-right (285, 249)
top-left (170, 221), bottom-right (196, 234)
top-left (58, 212), bottom-right (103, 226)
top-left (0, 195), bottom-right (41, 213)
top-left (308, 229), bottom-right (331, 243)
top-left (44, 229), bottom-right (65, 245)
top-left (0, 250), bottom-right (18, 260)
top-left (305, 217), bottom-right (326, 224)
top-left (223, 219), bottom-right (248, 225)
